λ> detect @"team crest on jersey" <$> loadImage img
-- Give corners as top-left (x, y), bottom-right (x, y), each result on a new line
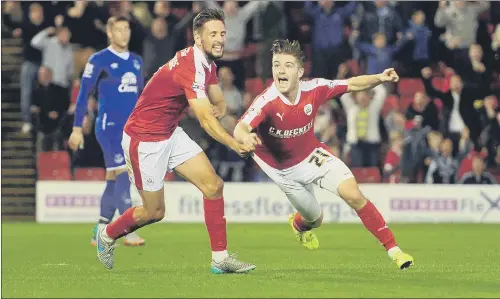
top-left (133, 59), bottom-right (140, 70)
top-left (328, 80), bottom-right (335, 88)
top-left (114, 154), bottom-right (124, 164)
top-left (110, 63), bottom-right (118, 69)
top-left (304, 104), bottom-right (313, 116)
top-left (118, 72), bottom-right (138, 93)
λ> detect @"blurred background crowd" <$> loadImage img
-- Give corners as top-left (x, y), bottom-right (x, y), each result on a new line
top-left (2, 0), bottom-right (499, 185)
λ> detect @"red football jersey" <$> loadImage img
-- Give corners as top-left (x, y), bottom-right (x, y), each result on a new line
top-left (240, 79), bottom-right (348, 169)
top-left (124, 46), bottom-right (218, 141)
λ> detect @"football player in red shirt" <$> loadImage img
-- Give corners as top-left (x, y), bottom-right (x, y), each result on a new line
top-left (234, 39), bottom-right (414, 270)
top-left (95, 9), bottom-right (258, 274)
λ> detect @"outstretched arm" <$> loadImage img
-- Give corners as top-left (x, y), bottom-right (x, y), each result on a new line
top-left (175, 63), bottom-right (253, 157)
top-left (346, 68), bottom-right (399, 92)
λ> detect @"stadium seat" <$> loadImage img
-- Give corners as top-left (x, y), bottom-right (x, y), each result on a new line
top-left (432, 77), bottom-right (446, 91)
top-left (38, 168), bottom-right (72, 180)
top-left (74, 168), bottom-right (106, 181)
top-left (397, 78), bottom-right (425, 96)
top-left (351, 167), bottom-right (381, 183)
top-left (245, 78), bottom-right (264, 97)
top-left (382, 94), bottom-right (399, 116)
top-left (37, 151), bottom-right (71, 171)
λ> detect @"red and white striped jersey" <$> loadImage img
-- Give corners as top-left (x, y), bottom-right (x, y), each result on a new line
top-left (240, 79), bottom-right (348, 169)
top-left (125, 46), bottom-right (218, 142)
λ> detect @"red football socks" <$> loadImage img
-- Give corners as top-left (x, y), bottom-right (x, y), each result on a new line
top-left (203, 197), bottom-right (228, 251)
top-left (356, 201), bottom-right (397, 250)
top-left (105, 207), bottom-right (139, 240)
top-left (293, 212), bottom-right (314, 232)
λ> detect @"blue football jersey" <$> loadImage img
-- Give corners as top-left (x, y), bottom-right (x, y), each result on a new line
top-left (74, 47), bottom-right (144, 134)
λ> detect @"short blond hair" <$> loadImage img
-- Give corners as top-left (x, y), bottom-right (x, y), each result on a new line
top-left (106, 16), bottom-right (129, 31)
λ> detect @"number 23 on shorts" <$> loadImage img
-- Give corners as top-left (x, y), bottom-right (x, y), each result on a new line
top-left (308, 148), bottom-right (331, 167)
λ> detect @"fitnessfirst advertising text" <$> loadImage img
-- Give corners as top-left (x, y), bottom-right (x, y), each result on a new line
top-left (36, 182), bottom-right (500, 223)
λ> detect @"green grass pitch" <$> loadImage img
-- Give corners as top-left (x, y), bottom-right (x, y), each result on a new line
top-left (2, 223), bottom-right (500, 298)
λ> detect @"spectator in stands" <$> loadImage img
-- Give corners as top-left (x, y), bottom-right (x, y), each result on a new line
top-left (254, 1), bottom-right (287, 82)
top-left (383, 130), bottom-right (403, 183)
top-left (357, 1), bottom-right (403, 44)
top-left (304, 1), bottom-right (356, 79)
top-left (425, 128), bottom-right (471, 184)
top-left (59, 1), bottom-right (106, 49)
top-left (478, 95), bottom-right (500, 167)
top-left (205, 0), bottom-right (264, 90)
top-left (142, 6), bottom-right (195, 80)
top-left (405, 91), bottom-right (440, 131)
top-left (31, 26), bottom-right (74, 100)
top-left (419, 130), bottom-right (443, 181)
top-left (129, 2), bottom-right (153, 29)
top-left (153, 1), bottom-right (179, 27)
top-left (58, 1), bottom-right (109, 76)
top-left (454, 44), bottom-right (492, 94)
top-left (400, 122), bottom-right (432, 183)
top-left (5, 3), bottom-right (50, 134)
top-left (340, 84), bottom-right (387, 167)
top-left (491, 24), bottom-right (500, 72)
top-left (353, 31), bottom-right (411, 75)
top-left (405, 10), bottom-right (431, 77)
top-left (153, 0), bottom-right (187, 52)
top-left (32, 67), bottom-right (67, 152)
top-left (218, 67), bottom-right (244, 117)
top-left (458, 156), bottom-right (497, 184)
top-left (106, 1), bottom-right (147, 54)
top-left (421, 67), bottom-right (481, 152)
top-left (424, 131), bottom-right (443, 165)
top-left (384, 110), bottom-right (406, 134)
top-left (434, 0), bottom-right (490, 64)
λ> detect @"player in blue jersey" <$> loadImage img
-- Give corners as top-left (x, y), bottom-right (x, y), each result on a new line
top-left (68, 16), bottom-right (145, 246)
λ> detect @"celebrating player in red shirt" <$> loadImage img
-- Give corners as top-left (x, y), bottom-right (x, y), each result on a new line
top-left (234, 40), bottom-right (414, 270)
top-left (95, 9), bottom-right (257, 274)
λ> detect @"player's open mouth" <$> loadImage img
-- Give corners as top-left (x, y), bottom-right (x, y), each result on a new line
top-left (213, 45), bottom-right (223, 51)
top-left (278, 77), bottom-right (288, 84)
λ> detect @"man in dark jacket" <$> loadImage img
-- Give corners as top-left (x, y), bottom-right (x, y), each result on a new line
top-left (421, 67), bottom-right (481, 152)
top-left (405, 91), bottom-right (440, 131)
top-left (4, 3), bottom-right (50, 134)
top-left (458, 156), bottom-right (497, 184)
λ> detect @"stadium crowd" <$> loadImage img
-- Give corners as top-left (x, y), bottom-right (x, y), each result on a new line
top-left (2, 0), bottom-right (499, 184)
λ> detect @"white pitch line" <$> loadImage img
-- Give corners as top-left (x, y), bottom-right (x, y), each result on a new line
top-left (42, 263), bottom-right (70, 266)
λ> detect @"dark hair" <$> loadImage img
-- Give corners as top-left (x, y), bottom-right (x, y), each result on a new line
top-left (106, 16), bottom-right (129, 30)
top-left (192, 8), bottom-right (225, 33)
top-left (271, 39), bottom-right (305, 66)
